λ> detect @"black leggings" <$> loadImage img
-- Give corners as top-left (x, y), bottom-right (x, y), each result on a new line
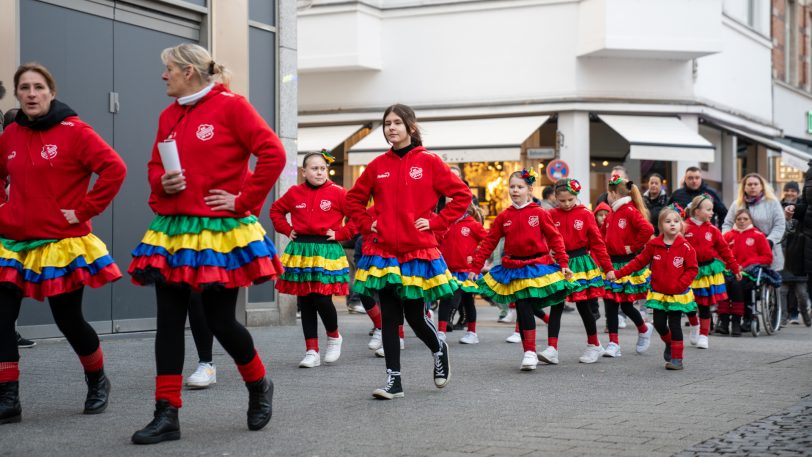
top-left (438, 289), bottom-right (462, 324)
top-left (0, 287), bottom-right (99, 364)
top-left (188, 293), bottom-right (213, 363)
top-left (546, 303), bottom-right (564, 338)
top-left (604, 299), bottom-right (645, 333)
top-left (652, 309), bottom-right (683, 341)
top-left (298, 293), bottom-right (338, 340)
top-left (360, 293), bottom-right (377, 311)
top-left (686, 305), bottom-right (712, 320)
top-left (379, 287), bottom-right (440, 373)
top-left (576, 300), bottom-right (598, 336)
top-left (155, 283), bottom-right (255, 375)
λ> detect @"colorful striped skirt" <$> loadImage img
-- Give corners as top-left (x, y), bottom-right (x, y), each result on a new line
top-left (276, 235), bottom-right (349, 296)
top-left (476, 256), bottom-right (570, 309)
top-left (0, 234), bottom-right (121, 301)
top-left (690, 258), bottom-right (727, 306)
top-left (129, 215), bottom-right (283, 290)
top-left (451, 271), bottom-right (481, 294)
top-left (604, 255), bottom-right (650, 302)
top-left (645, 288), bottom-right (697, 313)
top-left (352, 246), bottom-right (458, 301)
top-left (566, 249), bottom-right (605, 302)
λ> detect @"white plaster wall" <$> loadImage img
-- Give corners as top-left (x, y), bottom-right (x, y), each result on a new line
top-left (773, 83), bottom-right (812, 140)
top-left (722, 0), bottom-right (770, 36)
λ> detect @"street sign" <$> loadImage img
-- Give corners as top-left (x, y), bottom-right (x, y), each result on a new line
top-left (527, 148), bottom-right (555, 159)
top-left (546, 159), bottom-right (570, 181)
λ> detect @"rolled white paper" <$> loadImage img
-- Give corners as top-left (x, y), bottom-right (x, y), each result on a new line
top-left (158, 140), bottom-right (182, 172)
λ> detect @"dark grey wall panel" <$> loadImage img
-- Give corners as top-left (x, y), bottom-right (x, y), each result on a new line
top-left (249, 0), bottom-right (275, 26)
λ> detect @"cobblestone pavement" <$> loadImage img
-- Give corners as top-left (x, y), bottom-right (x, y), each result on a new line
top-left (2, 301), bottom-right (812, 456)
top-left (674, 396), bottom-right (812, 456)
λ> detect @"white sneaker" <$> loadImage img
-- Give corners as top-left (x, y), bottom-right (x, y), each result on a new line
top-left (499, 309), bottom-right (516, 323)
top-left (400, 338), bottom-right (405, 350)
top-left (537, 346), bottom-right (559, 365)
top-left (618, 314), bottom-right (627, 328)
top-left (520, 351), bottom-right (538, 371)
top-left (375, 346), bottom-right (385, 358)
top-left (299, 350), bottom-right (321, 368)
top-left (438, 331), bottom-right (447, 343)
top-left (636, 324), bottom-right (653, 354)
top-left (579, 344), bottom-right (605, 363)
top-left (347, 303), bottom-right (366, 314)
top-left (696, 335), bottom-right (709, 349)
top-left (505, 332), bottom-right (521, 343)
top-left (689, 325), bottom-right (700, 346)
top-left (459, 332), bottom-right (479, 344)
top-left (324, 336), bottom-right (343, 363)
top-left (603, 342), bottom-right (622, 357)
top-left (186, 362), bottom-right (216, 389)
top-left (368, 329), bottom-right (383, 350)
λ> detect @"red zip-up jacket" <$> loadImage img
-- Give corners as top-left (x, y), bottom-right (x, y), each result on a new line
top-left (684, 218), bottom-right (740, 273)
top-left (550, 205), bottom-right (613, 272)
top-left (345, 146), bottom-right (472, 256)
top-left (602, 199), bottom-right (654, 257)
top-left (270, 181), bottom-right (355, 241)
top-left (148, 84), bottom-right (286, 217)
top-left (723, 227), bottom-right (773, 269)
top-left (615, 234), bottom-right (698, 295)
top-left (472, 203), bottom-right (569, 271)
top-left (438, 215), bottom-right (487, 272)
top-left (0, 117), bottom-right (126, 240)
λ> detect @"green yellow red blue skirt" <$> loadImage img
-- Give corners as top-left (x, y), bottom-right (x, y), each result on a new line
top-left (604, 258), bottom-right (650, 302)
top-left (352, 245), bottom-right (457, 301)
top-left (476, 256), bottom-right (570, 309)
top-left (0, 234), bottom-right (121, 301)
top-left (451, 271), bottom-right (481, 294)
top-left (129, 215), bottom-right (282, 291)
top-left (566, 253), bottom-right (605, 302)
top-left (690, 258), bottom-right (727, 306)
top-left (645, 288), bottom-right (697, 313)
top-left (276, 236), bottom-right (349, 296)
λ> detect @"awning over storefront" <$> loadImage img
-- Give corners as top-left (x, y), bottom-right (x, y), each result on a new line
top-left (297, 125), bottom-right (365, 165)
top-left (347, 116), bottom-right (550, 165)
top-left (598, 115), bottom-right (716, 162)
top-left (716, 124), bottom-right (812, 171)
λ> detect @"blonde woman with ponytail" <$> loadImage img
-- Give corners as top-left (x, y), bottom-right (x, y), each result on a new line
top-left (600, 175), bottom-right (655, 358)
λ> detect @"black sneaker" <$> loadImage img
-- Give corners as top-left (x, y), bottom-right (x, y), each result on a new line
top-left (433, 341), bottom-right (450, 388)
top-left (131, 400), bottom-right (181, 444)
top-left (16, 333), bottom-right (35, 349)
top-left (372, 370), bottom-right (404, 400)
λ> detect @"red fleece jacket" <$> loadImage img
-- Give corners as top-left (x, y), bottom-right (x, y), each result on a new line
top-left (684, 218), bottom-right (740, 273)
top-left (439, 215), bottom-right (487, 272)
top-left (602, 200), bottom-right (654, 257)
top-left (723, 227), bottom-right (773, 269)
top-left (270, 181), bottom-right (355, 241)
top-left (615, 234), bottom-right (698, 294)
top-left (550, 205), bottom-right (613, 272)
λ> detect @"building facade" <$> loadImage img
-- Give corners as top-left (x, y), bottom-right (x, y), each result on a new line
top-left (0, 0), bottom-right (298, 337)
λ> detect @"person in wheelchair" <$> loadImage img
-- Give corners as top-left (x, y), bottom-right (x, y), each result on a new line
top-left (720, 209), bottom-right (774, 336)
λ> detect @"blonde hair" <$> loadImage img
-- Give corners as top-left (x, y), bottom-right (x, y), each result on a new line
top-left (608, 178), bottom-right (650, 221)
top-left (735, 173), bottom-right (777, 207)
top-left (687, 194), bottom-right (713, 218)
top-left (658, 207), bottom-right (683, 234)
top-left (161, 43), bottom-right (231, 87)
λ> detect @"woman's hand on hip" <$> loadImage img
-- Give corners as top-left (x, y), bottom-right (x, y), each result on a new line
top-left (205, 189), bottom-right (238, 212)
top-left (415, 218), bottom-right (430, 232)
top-left (61, 209), bottom-right (79, 224)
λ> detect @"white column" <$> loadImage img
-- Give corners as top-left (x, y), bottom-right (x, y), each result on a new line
top-left (556, 111), bottom-right (592, 207)
top-left (671, 114), bottom-right (702, 190)
top-left (720, 131), bottom-right (738, 207)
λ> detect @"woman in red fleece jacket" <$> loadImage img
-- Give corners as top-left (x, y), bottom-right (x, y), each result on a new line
top-left (271, 150), bottom-right (355, 368)
top-left (601, 175), bottom-right (655, 358)
top-left (437, 203), bottom-right (487, 345)
top-left (470, 169), bottom-right (573, 372)
top-left (609, 206), bottom-right (699, 370)
top-left (719, 208), bottom-right (773, 336)
top-left (130, 44), bottom-right (285, 444)
top-left (346, 104), bottom-right (472, 400)
top-left (0, 63), bottom-right (126, 425)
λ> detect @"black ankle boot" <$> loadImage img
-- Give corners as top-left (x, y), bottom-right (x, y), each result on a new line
top-left (714, 315), bottom-right (730, 335)
top-left (83, 369), bottom-right (110, 414)
top-left (0, 381), bottom-right (21, 424)
top-left (131, 400), bottom-right (180, 444)
top-left (731, 315), bottom-right (742, 337)
top-left (246, 377), bottom-right (273, 431)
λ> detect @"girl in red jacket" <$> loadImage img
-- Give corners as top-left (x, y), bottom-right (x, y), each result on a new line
top-left (609, 206), bottom-right (698, 370)
top-left (470, 169), bottom-right (573, 371)
top-left (602, 175), bottom-right (655, 358)
top-left (271, 150), bottom-right (354, 368)
top-left (346, 104), bottom-right (472, 399)
top-left (437, 203), bottom-right (487, 344)
top-left (719, 208), bottom-right (773, 336)
top-left (545, 179), bottom-right (613, 365)
top-left (0, 64), bottom-right (126, 425)
top-left (684, 195), bottom-right (741, 349)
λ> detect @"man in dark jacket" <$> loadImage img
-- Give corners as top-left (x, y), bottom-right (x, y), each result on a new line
top-left (669, 166), bottom-right (727, 228)
top-left (793, 161), bottom-right (812, 305)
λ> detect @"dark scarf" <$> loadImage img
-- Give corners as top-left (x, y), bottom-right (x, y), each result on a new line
top-left (15, 99), bottom-right (77, 131)
top-left (744, 192), bottom-right (764, 207)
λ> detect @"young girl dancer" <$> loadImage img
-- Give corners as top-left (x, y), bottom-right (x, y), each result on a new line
top-left (271, 150), bottom-right (355, 368)
top-left (546, 178), bottom-right (613, 364)
top-left (609, 206), bottom-right (698, 370)
top-left (471, 169), bottom-right (572, 371)
top-left (437, 203), bottom-right (487, 344)
top-left (684, 195), bottom-right (741, 348)
top-left (345, 104), bottom-right (472, 399)
top-left (602, 175), bottom-right (654, 357)
top-left (719, 209), bottom-right (773, 336)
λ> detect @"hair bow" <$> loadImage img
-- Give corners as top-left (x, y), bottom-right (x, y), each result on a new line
top-left (608, 174), bottom-right (624, 185)
top-left (520, 168), bottom-right (537, 185)
top-left (565, 178), bottom-right (581, 196)
top-left (667, 202), bottom-right (685, 218)
top-left (320, 149), bottom-right (335, 165)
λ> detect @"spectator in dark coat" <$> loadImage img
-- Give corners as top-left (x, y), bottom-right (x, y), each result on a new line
top-left (643, 173), bottom-right (668, 235)
top-left (793, 161), bottom-right (812, 302)
top-left (669, 166), bottom-right (727, 228)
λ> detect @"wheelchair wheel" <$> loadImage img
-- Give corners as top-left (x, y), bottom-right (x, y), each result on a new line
top-left (751, 318), bottom-right (759, 337)
top-left (761, 285), bottom-right (781, 335)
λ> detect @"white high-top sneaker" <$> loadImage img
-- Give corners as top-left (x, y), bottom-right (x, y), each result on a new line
top-left (324, 335), bottom-right (343, 363)
top-left (579, 344), bottom-right (605, 363)
top-left (689, 325), bottom-right (700, 346)
top-left (636, 324), bottom-right (653, 354)
top-left (298, 350), bottom-right (321, 368)
top-left (696, 334), bottom-right (709, 349)
top-left (505, 332), bottom-right (521, 343)
top-left (603, 342), bottom-right (622, 357)
top-left (520, 351), bottom-right (538, 371)
top-left (537, 346), bottom-right (559, 365)
top-left (368, 329), bottom-right (383, 350)
top-left (186, 362), bottom-right (216, 388)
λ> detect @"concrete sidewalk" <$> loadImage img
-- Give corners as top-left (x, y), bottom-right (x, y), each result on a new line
top-left (2, 303), bottom-right (812, 456)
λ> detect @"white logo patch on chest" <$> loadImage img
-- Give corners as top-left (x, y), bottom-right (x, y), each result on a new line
top-left (705, 232), bottom-right (713, 241)
top-left (7, 151), bottom-right (16, 160)
top-left (41, 144), bottom-right (58, 160)
top-left (618, 218), bottom-right (627, 229)
top-left (460, 227), bottom-right (471, 236)
top-left (574, 219), bottom-right (584, 231)
top-left (320, 200), bottom-right (332, 211)
top-left (746, 238), bottom-right (755, 246)
top-left (196, 124), bottom-right (215, 141)
top-left (409, 166), bottom-right (423, 180)
top-left (673, 256), bottom-right (684, 268)
top-left (528, 215), bottom-right (540, 227)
